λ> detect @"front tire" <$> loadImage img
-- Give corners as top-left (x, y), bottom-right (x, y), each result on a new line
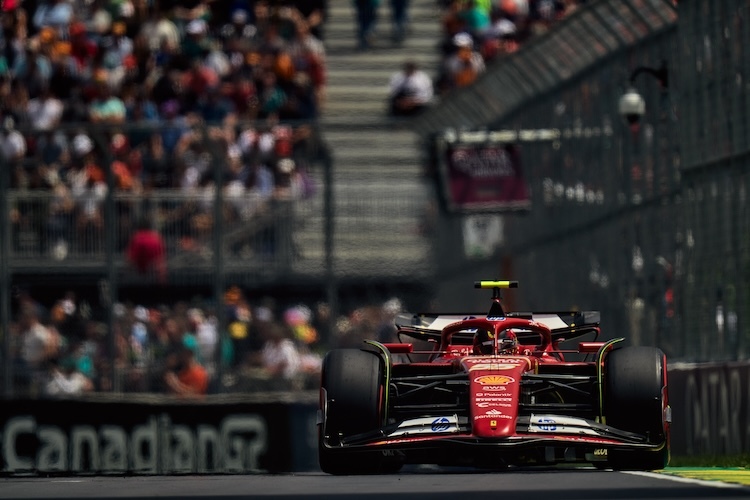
top-left (603, 346), bottom-right (669, 470)
top-left (319, 348), bottom-right (399, 474)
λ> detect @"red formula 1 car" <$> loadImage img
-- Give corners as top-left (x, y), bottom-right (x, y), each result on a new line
top-left (318, 281), bottom-right (671, 474)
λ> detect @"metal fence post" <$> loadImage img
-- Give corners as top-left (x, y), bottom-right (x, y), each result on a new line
top-left (210, 129), bottom-right (226, 393)
top-left (322, 141), bottom-right (337, 347)
top-left (1, 141), bottom-right (10, 397)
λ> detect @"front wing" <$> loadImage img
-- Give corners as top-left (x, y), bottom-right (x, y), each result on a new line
top-left (319, 412), bottom-right (666, 467)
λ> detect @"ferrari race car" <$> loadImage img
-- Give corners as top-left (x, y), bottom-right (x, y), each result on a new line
top-left (318, 281), bottom-right (671, 474)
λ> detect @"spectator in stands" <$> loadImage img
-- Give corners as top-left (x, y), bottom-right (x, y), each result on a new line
top-left (17, 303), bottom-right (60, 394)
top-left (32, 0), bottom-right (73, 38)
top-left (101, 21), bottom-right (134, 71)
top-left (286, 13), bottom-right (326, 109)
top-left (438, 32), bottom-right (486, 95)
top-left (387, 60), bottom-right (433, 117)
top-left (289, 0), bottom-right (328, 41)
top-left (48, 290), bottom-right (83, 341)
top-left (68, 21), bottom-right (97, 72)
top-left (122, 304), bottom-right (151, 391)
top-left (457, 0), bottom-right (491, 38)
top-left (227, 296), bottom-right (265, 370)
top-left (47, 180), bottom-right (75, 260)
top-left (260, 320), bottom-right (301, 387)
top-left (183, 57), bottom-right (220, 108)
top-left (139, 131), bottom-right (172, 189)
top-left (139, 3), bottom-right (181, 53)
top-left (481, 9), bottom-right (520, 62)
top-left (88, 69), bottom-right (126, 124)
top-left (5, 79), bottom-right (31, 127)
top-left (110, 132), bottom-right (141, 191)
top-left (195, 83), bottom-right (235, 124)
top-left (279, 71), bottom-right (318, 120)
top-left (377, 297), bottom-right (402, 343)
top-left (125, 90), bottom-right (160, 148)
top-left (353, 0), bottom-right (379, 50)
top-left (42, 357), bottom-right (94, 397)
top-left (1, 116), bottom-right (27, 172)
top-left (26, 83), bottom-right (63, 131)
top-left (66, 336), bottom-right (98, 387)
top-left (441, 0), bottom-right (470, 46)
top-left (157, 98), bottom-right (188, 155)
top-left (186, 307), bottom-right (218, 378)
top-left (126, 215), bottom-right (167, 283)
top-left (163, 345), bottom-right (209, 397)
top-left (70, 136), bottom-right (106, 253)
top-left (389, 0), bottom-right (410, 43)
top-left (257, 68), bottom-right (286, 120)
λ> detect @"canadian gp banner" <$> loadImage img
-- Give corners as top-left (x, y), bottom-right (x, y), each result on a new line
top-left (441, 142), bottom-right (531, 213)
top-left (0, 398), bottom-right (319, 475)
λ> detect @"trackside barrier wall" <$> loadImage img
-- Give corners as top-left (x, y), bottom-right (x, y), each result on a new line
top-left (0, 395), bottom-right (319, 475)
top-left (668, 362), bottom-right (750, 458)
top-left (0, 360), bottom-right (747, 477)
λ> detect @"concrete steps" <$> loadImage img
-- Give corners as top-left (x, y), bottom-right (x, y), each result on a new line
top-left (299, 0), bottom-right (443, 272)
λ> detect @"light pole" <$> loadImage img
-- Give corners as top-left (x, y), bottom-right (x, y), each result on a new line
top-left (618, 60), bottom-right (669, 134)
top-left (618, 60), bottom-right (671, 349)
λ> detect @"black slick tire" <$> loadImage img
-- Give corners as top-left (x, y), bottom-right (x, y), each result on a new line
top-left (319, 348), bottom-right (399, 474)
top-left (603, 346), bottom-right (669, 471)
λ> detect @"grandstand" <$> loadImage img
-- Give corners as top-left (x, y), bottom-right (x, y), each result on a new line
top-left (1, 0), bottom-right (610, 396)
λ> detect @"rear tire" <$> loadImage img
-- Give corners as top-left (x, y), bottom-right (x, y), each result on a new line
top-left (319, 348), bottom-right (400, 474)
top-left (604, 346), bottom-right (669, 471)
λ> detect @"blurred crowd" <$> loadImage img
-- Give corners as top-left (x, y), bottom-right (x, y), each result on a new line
top-left (8, 285), bottom-right (404, 398)
top-left (5, 0), bottom-right (595, 397)
top-left (388, 0), bottom-right (588, 116)
top-left (3, 0), bottom-right (326, 258)
top-left (435, 0), bottom-right (587, 95)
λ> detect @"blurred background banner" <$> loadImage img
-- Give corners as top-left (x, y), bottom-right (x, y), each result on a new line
top-left (0, 395), bottom-right (318, 474)
top-left (436, 137), bottom-right (530, 213)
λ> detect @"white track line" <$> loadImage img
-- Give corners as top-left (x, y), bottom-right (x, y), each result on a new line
top-left (622, 470), bottom-right (748, 489)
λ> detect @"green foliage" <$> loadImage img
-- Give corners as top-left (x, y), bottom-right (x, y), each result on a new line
top-left (669, 454), bottom-right (750, 468)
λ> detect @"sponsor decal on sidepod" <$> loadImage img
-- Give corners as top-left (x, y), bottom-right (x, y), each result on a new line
top-left (388, 415), bottom-right (459, 437)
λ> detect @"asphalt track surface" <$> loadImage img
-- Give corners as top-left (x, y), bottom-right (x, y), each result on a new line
top-left (2, 467), bottom-right (750, 500)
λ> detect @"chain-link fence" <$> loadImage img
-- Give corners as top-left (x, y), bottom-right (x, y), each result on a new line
top-left (676, 0), bottom-right (750, 362)
top-left (506, 0), bottom-right (750, 363)
top-left (417, 0), bottom-right (684, 354)
top-left (420, 0), bottom-right (750, 363)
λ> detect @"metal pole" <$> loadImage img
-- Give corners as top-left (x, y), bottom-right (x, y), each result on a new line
top-left (99, 129), bottom-right (118, 392)
top-left (1, 143), bottom-right (11, 397)
top-left (322, 140), bottom-right (338, 348)
top-left (210, 128), bottom-right (225, 392)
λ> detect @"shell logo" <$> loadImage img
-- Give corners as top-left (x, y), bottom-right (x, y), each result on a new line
top-left (474, 375), bottom-right (515, 385)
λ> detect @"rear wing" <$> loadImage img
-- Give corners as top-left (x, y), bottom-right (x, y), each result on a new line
top-left (395, 311), bottom-right (600, 343)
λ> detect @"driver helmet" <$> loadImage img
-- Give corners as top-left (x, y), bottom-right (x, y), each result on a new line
top-left (473, 329), bottom-right (518, 355)
top-left (473, 329), bottom-right (494, 355)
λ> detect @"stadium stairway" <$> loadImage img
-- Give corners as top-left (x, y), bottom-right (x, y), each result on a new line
top-left (294, 0), bottom-right (443, 277)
